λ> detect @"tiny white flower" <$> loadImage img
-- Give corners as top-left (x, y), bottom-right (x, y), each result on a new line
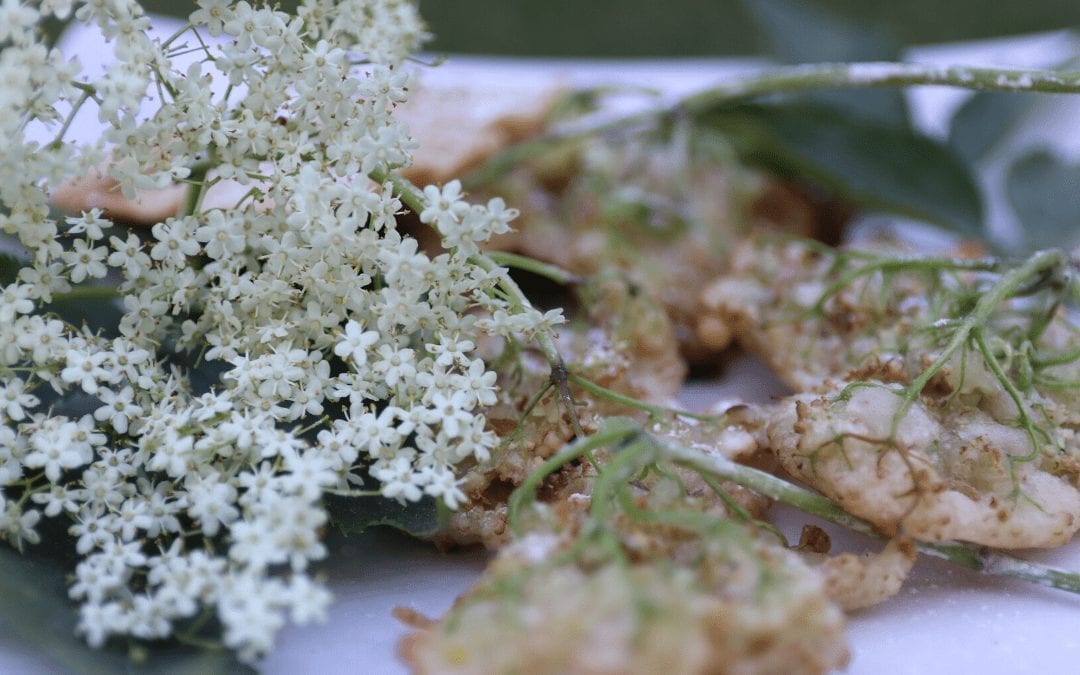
top-left (190, 0), bottom-right (231, 36)
top-left (0, 377), bottom-right (39, 421)
top-left (186, 475), bottom-right (239, 537)
top-left (0, 502), bottom-right (41, 551)
top-left (60, 348), bottom-right (110, 395)
top-left (371, 343), bottom-right (416, 388)
top-left (1, 283), bottom-right (35, 323)
top-left (94, 386), bottom-right (143, 434)
top-left (419, 180), bottom-right (469, 229)
top-left (333, 319), bottom-right (380, 366)
top-left (107, 233), bottom-right (151, 278)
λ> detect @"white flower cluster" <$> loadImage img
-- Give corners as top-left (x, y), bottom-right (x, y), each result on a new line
top-left (0, 0), bottom-right (559, 662)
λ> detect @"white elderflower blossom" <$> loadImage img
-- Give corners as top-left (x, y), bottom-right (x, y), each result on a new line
top-left (0, 0), bottom-right (549, 663)
top-left (0, 283), bottom-right (34, 323)
top-left (0, 377), bottom-right (39, 422)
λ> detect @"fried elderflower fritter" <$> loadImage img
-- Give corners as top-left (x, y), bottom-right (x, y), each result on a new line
top-left (769, 385), bottom-right (1080, 547)
top-left (400, 421), bottom-right (848, 675)
top-left (703, 238), bottom-right (1080, 547)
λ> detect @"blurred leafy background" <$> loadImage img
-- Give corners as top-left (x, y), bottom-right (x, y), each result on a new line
top-left (125, 0), bottom-right (1080, 56)
top-left (418, 0), bottom-right (1080, 57)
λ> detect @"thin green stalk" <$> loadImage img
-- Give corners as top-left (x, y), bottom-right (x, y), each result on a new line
top-left (323, 488), bottom-right (383, 497)
top-left (160, 21), bottom-right (194, 50)
top-left (811, 256), bottom-right (1001, 316)
top-left (485, 250), bottom-right (583, 286)
top-left (1033, 375), bottom-right (1080, 389)
top-left (616, 486), bottom-right (742, 538)
top-left (657, 435), bottom-right (877, 536)
top-left (679, 62), bottom-right (1080, 116)
top-left (586, 435), bottom-right (654, 524)
top-left (173, 632), bottom-right (227, 652)
top-left (50, 285), bottom-right (120, 303)
top-left (1033, 343), bottom-right (1080, 368)
top-left (506, 419), bottom-right (637, 535)
top-left (568, 372), bottom-right (725, 423)
top-left (478, 63), bottom-right (1080, 170)
top-left (897, 249), bottom-right (1066, 428)
top-left (47, 88), bottom-right (92, 150)
top-left (979, 554), bottom-right (1080, 593)
top-left (972, 327), bottom-right (1044, 462)
top-left (180, 155), bottom-right (216, 218)
top-left (494, 379), bottom-right (555, 457)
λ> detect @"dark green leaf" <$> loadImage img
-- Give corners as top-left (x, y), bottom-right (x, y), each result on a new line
top-left (740, 0), bottom-right (909, 127)
top-left (1006, 149), bottom-right (1080, 251)
top-left (948, 92), bottom-right (1041, 165)
top-left (699, 102), bottom-right (983, 236)
top-left (326, 493), bottom-right (446, 538)
top-left (742, 0), bottom-right (894, 64)
top-left (418, 0), bottom-right (1080, 58)
top-left (172, 356), bottom-right (227, 397)
top-left (0, 544), bottom-right (251, 675)
top-left (44, 295), bottom-right (125, 337)
top-left (0, 252), bottom-right (23, 285)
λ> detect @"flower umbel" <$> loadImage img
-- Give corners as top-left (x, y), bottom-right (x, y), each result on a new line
top-left (0, 0), bottom-right (540, 662)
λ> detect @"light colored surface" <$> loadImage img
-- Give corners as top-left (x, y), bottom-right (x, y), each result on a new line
top-left (260, 529), bottom-right (488, 675)
top-left (771, 503), bottom-right (1080, 675)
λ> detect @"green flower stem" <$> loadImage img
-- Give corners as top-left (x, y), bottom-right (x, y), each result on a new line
top-left (469, 252), bottom-right (585, 439)
top-left (586, 433), bottom-right (655, 525)
top-left (181, 154), bottom-right (217, 218)
top-left (475, 63), bottom-right (1080, 173)
top-left (496, 379), bottom-right (554, 451)
top-left (655, 434), bottom-right (876, 536)
top-left (897, 248), bottom-right (1066, 428)
top-left (71, 81), bottom-right (98, 98)
top-left (811, 255), bottom-right (1002, 316)
top-left (160, 21), bottom-right (195, 50)
top-left (50, 285), bottom-right (120, 303)
top-left (678, 63), bottom-right (1080, 116)
top-left (323, 488), bottom-right (383, 498)
top-left (567, 372), bottom-right (725, 423)
top-left (173, 632), bottom-right (227, 652)
top-left (973, 327), bottom-right (1044, 462)
top-left (506, 418), bottom-right (637, 535)
top-left (1032, 343), bottom-right (1080, 368)
top-left (484, 250), bottom-right (583, 286)
top-left (649, 429), bottom-right (1080, 595)
top-left (979, 554), bottom-right (1080, 593)
top-left (47, 88), bottom-right (92, 150)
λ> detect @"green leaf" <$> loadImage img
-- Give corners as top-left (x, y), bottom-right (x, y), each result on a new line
top-left (1005, 149), bottom-right (1080, 251)
top-left (45, 295), bottom-right (125, 337)
top-left (0, 544), bottom-right (252, 675)
top-left (0, 252), bottom-right (23, 285)
top-left (699, 102), bottom-right (983, 237)
top-left (326, 493), bottom-right (446, 538)
top-left (948, 92), bottom-right (1041, 165)
top-left (742, 0), bottom-right (894, 64)
top-left (740, 0), bottom-right (909, 127)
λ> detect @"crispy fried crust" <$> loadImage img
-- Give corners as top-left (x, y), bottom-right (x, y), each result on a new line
top-left (817, 537), bottom-right (918, 611)
top-left (402, 506), bottom-right (848, 675)
top-left (768, 385), bottom-right (1080, 548)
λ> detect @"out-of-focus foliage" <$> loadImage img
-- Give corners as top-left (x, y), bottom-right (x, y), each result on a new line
top-left (102, 1), bottom-right (1080, 58)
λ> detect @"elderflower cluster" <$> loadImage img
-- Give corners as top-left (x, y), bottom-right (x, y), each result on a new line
top-left (0, 0), bottom-right (559, 662)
